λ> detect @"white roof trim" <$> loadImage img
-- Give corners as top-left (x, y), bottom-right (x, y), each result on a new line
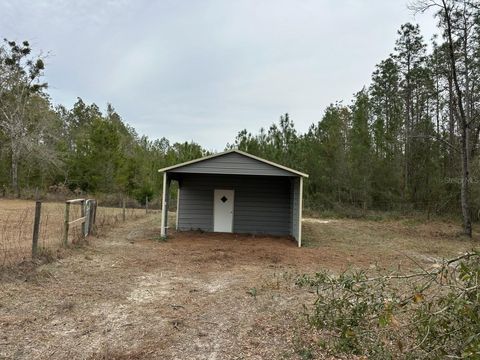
top-left (158, 149), bottom-right (309, 178)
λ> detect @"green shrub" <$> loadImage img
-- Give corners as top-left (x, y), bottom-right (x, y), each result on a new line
top-left (297, 251), bottom-right (480, 359)
top-left (133, 185), bottom-right (154, 205)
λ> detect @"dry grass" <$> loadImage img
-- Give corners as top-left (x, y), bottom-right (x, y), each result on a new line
top-left (0, 199), bottom-right (153, 267)
top-left (302, 217), bottom-right (478, 270)
top-left (1, 213), bottom-right (479, 359)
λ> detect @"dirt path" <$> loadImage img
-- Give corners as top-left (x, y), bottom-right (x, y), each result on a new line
top-left (0, 215), bottom-right (324, 360)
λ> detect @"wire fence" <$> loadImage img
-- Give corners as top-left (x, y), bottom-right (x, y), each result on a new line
top-left (0, 199), bottom-right (157, 268)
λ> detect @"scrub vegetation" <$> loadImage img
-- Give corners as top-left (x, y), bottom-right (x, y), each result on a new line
top-left (296, 252), bottom-right (480, 359)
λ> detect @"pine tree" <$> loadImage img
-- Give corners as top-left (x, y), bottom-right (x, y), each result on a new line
top-left (348, 90), bottom-right (372, 210)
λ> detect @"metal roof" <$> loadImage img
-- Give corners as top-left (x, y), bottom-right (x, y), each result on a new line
top-left (158, 149), bottom-right (308, 178)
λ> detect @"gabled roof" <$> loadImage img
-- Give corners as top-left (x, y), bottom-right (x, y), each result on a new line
top-left (158, 149), bottom-right (308, 178)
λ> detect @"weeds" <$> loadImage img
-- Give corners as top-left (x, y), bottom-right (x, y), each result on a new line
top-left (296, 346), bottom-right (314, 360)
top-left (34, 247), bottom-right (56, 263)
top-left (153, 234), bottom-right (168, 242)
top-left (247, 287), bottom-right (258, 299)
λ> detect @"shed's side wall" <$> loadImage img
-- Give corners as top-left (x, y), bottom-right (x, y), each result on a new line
top-left (177, 174), bottom-right (292, 235)
top-left (171, 152), bottom-right (294, 177)
top-left (290, 177), bottom-right (300, 244)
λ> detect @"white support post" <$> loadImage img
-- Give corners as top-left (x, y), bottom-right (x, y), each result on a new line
top-left (161, 172), bottom-right (167, 237)
top-left (298, 177), bottom-right (303, 247)
top-left (176, 186), bottom-right (180, 230)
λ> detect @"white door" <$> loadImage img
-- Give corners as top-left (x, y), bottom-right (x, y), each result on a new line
top-left (214, 189), bottom-right (234, 232)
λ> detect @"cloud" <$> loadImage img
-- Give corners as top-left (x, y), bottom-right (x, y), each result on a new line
top-left (0, 0), bottom-right (439, 150)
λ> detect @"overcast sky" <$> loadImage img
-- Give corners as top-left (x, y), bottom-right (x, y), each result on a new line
top-left (2, 0), bottom-right (439, 151)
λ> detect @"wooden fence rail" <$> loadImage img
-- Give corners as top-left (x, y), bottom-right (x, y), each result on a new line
top-left (63, 198), bottom-right (97, 246)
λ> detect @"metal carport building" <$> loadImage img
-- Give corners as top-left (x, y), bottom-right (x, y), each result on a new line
top-left (158, 150), bottom-right (308, 246)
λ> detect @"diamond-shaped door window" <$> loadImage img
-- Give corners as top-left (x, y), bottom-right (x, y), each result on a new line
top-left (221, 196), bottom-right (228, 203)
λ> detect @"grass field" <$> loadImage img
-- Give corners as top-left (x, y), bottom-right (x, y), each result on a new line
top-left (0, 199), bottom-right (152, 266)
top-left (0, 212), bottom-right (478, 359)
top-left (302, 216), bottom-right (478, 269)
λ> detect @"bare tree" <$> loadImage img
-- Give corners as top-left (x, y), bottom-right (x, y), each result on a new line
top-left (410, 0), bottom-right (479, 237)
top-left (0, 39), bottom-right (47, 197)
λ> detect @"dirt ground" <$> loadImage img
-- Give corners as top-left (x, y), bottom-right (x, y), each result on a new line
top-left (0, 214), bottom-right (477, 359)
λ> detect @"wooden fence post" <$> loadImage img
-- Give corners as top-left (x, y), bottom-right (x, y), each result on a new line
top-left (84, 200), bottom-right (91, 236)
top-left (32, 201), bottom-right (41, 257)
top-left (93, 201), bottom-right (97, 225)
top-left (146, 196), bottom-right (149, 214)
top-left (122, 198), bottom-right (126, 222)
top-left (89, 200), bottom-right (96, 233)
top-left (80, 199), bottom-right (86, 237)
top-left (63, 202), bottom-right (70, 246)
top-left (88, 200), bottom-right (97, 235)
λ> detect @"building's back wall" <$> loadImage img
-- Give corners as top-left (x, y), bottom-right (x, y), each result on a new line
top-left (177, 173), bottom-right (292, 236)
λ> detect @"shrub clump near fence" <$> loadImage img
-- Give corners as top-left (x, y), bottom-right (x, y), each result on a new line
top-left (0, 198), bottom-right (156, 268)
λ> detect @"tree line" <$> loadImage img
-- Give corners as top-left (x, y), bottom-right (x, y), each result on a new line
top-left (231, 0), bottom-right (480, 236)
top-left (0, 1), bottom-right (478, 235)
top-left (0, 40), bottom-right (206, 203)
